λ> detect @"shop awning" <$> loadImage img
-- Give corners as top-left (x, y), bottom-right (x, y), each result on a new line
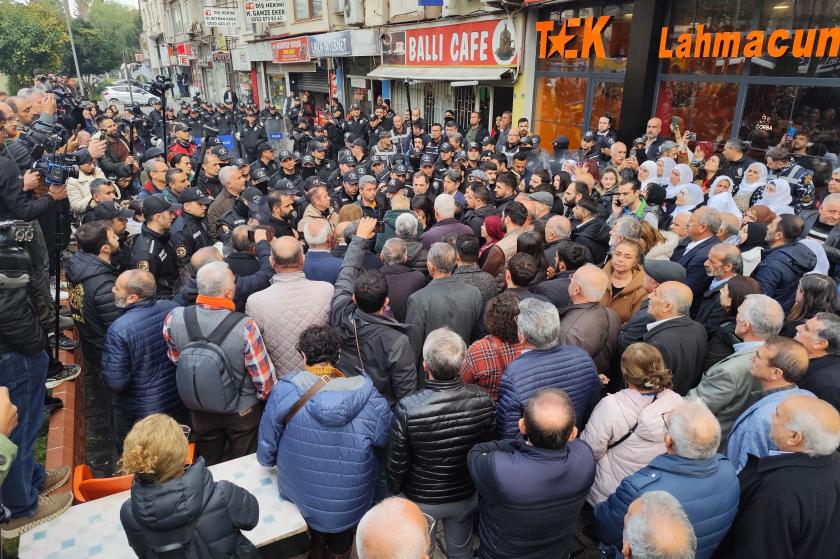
top-left (367, 66), bottom-right (512, 82)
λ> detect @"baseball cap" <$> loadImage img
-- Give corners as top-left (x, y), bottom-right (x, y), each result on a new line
top-left (378, 130), bottom-right (392, 139)
top-left (339, 154), bottom-right (356, 165)
top-left (356, 165), bottom-right (368, 176)
top-left (272, 178), bottom-right (296, 193)
top-left (439, 143), bottom-right (453, 153)
top-left (552, 135), bottom-right (570, 149)
top-left (142, 194), bottom-right (178, 217)
top-left (143, 147), bottom-right (165, 162)
top-left (279, 150), bottom-right (294, 161)
top-left (211, 146), bottom-right (231, 161)
top-left (370, 155), bottom-right (384, 165)
top-left (386, 178), bottom-right (405, 194)
top-left (293, 151), bottom-right (302, 162)
top-left (529, 191), bottom-right (554, 207)
top-left (257, 142), bottom-right (274, 154)
top-left (241, 187), bottom-right (263, 204)
top-left (302, 155), bottom-right (316, 166)
top-left (643, 259), bottom-right (687, 284)
top-left (179, 187), bottom-right (213, 205)
top-left (604, 137), bottom-right (616, 148)
top-left (519, 136), bottom-right (533, 147)
top-left (251, 167), bottom-right (270, 185)
top-left (467, 142), bottom-right (480, 151)
top-left (343, 171), bottom-right (359, 184)
top-left (76, 150), bottom-right (93, 166)
top-left (311, 142), bottom-right (326, 152)
top-left (173, 122), bottom-right (190, 133)
top-left (369, 113), bottom-right (380, 121)
top-left (481, 136), bottom-right (494, 146)
top-left (93, 200), bottom-right (133, 220)
top-left (582, 131), bottom-right (596, 142)
top-left (454, 151), bottom-right (467, 161)
top-left (303, 176), bottom-right (327, 191)
top-left (233, 157), bottom-right (249, 168)
top-left (350, 102), bottom-right (361, 109)
top-left (531, 135), bottom-right (541, 146)
top-left (351, 138), bottom-right (367, 148)
top-left (314, 124), bottom-right (325, 132)
top-left (420, 154), bottom-right (434, 167)
top-left (394, 164), bottom-right (408, 176)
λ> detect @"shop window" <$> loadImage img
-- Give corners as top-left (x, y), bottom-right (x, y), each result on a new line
top-left (423, 84), bottom-right (436, 127)
top-left (655, 80), bottom-right (739, 144)
top-left (534, 76), bottom-right (587, 149)
top-left (294, 0), bottom-right (322, 21)
top-left (453, 87), bottom-right (476, 131)
top-left (589, 81), bottom-right (624, 130)
top-left (739, 84), bottom-right (840, 155)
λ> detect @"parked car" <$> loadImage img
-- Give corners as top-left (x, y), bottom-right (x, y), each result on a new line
top-left (102, 85), bottom-right (158, 106)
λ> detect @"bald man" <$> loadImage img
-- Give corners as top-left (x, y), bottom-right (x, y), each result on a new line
top-left (557, 264), bottom-right (620, 373)
top-left (469, 388), bottom-right (596, 558)
top-left (543, 214), bottom-right (571, 265)
top-left (623, 492), bottom-right (697, 559)
top-left (245, 236), bottom-right (334, 374)
top-left (643, 281), bottom-right (708, 394)
top-left (643, 117), bottom-right (665, 162)
top-left (101, 269), bottom-right (184, 441)
top-left (356, 497), bottom-right (430, 559)
top-left (693, 243), bottom-right (742, 335)
top-left (717, 396), bottom-right (840, 558)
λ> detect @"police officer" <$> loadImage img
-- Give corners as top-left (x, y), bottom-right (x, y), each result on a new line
top-left (434, 143), bottom-right (455, 179)
top-left (217, 187), bottom-right (262, 243)
top-left (766, 147), bottom-right (815, 213)
top-left (251, 143), bottom-right (281, 185)
top-left (215, 103), bottom-right (234, 136)
top-left (93, 200), bottom-right (136, 273)
top-left (169, 187), bottom-right (213, 269)
top-left (238, 111), bottom-right (267, 163)
top-left (575, 130), bottom-right (602, 163)
top-left (345, 103), bottom-right (368, 140)
top-left (130, 195), bottom-right (179, 298)
top-left (327, 153), bottom-right (357, 191)
top-left (148, 100), bottom-right (165, 139)
top-left (310, 141), bottom-right (335, 181)
top-left (332, 171), bottom-right (360, 209)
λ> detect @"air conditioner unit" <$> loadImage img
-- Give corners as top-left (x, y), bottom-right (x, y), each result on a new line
top-left (344, 0), bottom-right (364, 25)
top-left (333, 0), bottom-right (346, 15)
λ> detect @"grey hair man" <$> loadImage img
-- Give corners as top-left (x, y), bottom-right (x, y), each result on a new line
top-left (716, 395), bottom-right (840, 558)
top-left (419, 193), bottom-right (473, 250)
top-left (544, 215), bottom-right (572, 265)
top-left (795, 311), bottom-right (840, 411)
top-left (689, 293), bottom-right (784, 450)
top-left (593, 399), bottom-right (740, 557)
top-left (717, 212), bottom-right (741, 244)
top-left (496, 298), bottom-right (600, 439)
top-left (623, 491), bottom-right (697, 559)
top-left (694, 243), bottom-right (742, 335)
top-left (378, 237), bottom-right (425, 322)
top-left (302, 218), bottom-right (342, 284)
top-left (405, 242), bottom-right (483, 360)
top-left (385, 328), bottom-right (495, 558)
top-left (208, 165), bottom-right (247, 239)
top-left (162, 261), bottom-right (275, 465)
top-left (609, 215), bottom-right (642, 247)
top-left (356, 497), bottom-right (430, 559)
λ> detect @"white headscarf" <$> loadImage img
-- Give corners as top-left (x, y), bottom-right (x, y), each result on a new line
top-left (670, 183), bottom-right (704, 217)
top-left (756, 178), bottom-right (793, 215)
top-left (738, 162), bottom-right (768, 197)
top-left (657, 157), bottom-right (676, 186)
top-left (666, 163), bottom-right (695, 198)
top-left (639, 160), bottom-right (659, 193)
top-left (707, 176), bottom-right (742, 220)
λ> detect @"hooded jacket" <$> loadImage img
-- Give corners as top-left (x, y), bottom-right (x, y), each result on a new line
top-left (120, 458), bottom-right (259, 558)
top-left (752, 242), bottom-right (818, 313)
top-left (256, 370), bottom-right (391, 532)
top-left (65, 251), bottom-right (122, 364)
top-left (580, 388), bottom-right (683, 504)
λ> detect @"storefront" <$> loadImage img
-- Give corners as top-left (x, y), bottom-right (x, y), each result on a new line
top-left (370, 16), bottom-right (523, 131)
top-left (531, 0), bottom-right (840, 155)
top-left (342, 29), bottom-right (384, 114)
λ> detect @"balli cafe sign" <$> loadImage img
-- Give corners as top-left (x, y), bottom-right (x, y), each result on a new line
top-left (536, 16), bottom-right (840, 59)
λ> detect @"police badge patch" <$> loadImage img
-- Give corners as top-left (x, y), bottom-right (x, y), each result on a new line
top-left (221, 225), bottom-right (230, 234)
top-left (137, 260), bottom-right (150, 271)
top-left (176, 245), bottom-right (187, 258)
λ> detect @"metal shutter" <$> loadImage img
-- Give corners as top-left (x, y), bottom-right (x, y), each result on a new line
top-left (290, 68), bottom-right (329, 93)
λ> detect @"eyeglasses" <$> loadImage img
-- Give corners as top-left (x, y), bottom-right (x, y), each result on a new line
top-left (423, 513), bottom-right (437, 555)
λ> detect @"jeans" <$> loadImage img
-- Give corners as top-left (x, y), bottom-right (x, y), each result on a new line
top-left (416, 495), bottom-right (478, 559)
top-left (0, 351), bottom-right (48, 518)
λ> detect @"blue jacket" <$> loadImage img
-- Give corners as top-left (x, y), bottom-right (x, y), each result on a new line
top-left (497, 345), bottom-right (600, 439)
top-left (303, 250), bottom-right (343, 285)
top-left (751, 242), bottom-right (817, 313)
top-left (101, 298), bottom-right (183, 424)
top-left (256, 370), bottom-right (392, 532)
top-left (726, 386), bottom-right (813, 473)
top-left (594, 453), bottom-right (739, 559)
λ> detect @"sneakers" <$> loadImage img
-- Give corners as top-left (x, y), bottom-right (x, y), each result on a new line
top-left (0, 492), bottom-right (73, 538)
top-left (47, 332), bottom-right (78, 351)
top-left (40, 466), bottom-right (70, 496)
top-left (45, 364), bottom-right (81, 390)
top-left (43, 394), bottom-right (64, 415)
top-left (58, 315), bottom-right (74, 330)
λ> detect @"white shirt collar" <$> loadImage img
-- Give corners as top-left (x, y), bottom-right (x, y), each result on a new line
top-left (646, 315), bottom-right (683, 331)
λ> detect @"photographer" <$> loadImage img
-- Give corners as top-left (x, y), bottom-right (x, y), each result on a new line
top-left (95, 115), bottom-right (138, 178)
top-left (0, 221), bottom-right (73, 537)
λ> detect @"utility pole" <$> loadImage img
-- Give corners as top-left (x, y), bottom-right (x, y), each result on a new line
top-left (61, 0), bottom-right (85, 96)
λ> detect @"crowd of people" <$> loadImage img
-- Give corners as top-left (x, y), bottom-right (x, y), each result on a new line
top-left (0, 74), bottom-right (839, 559)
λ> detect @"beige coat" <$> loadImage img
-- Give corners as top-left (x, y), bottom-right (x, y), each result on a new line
top-left (66, 167), bottom-right (107, 216)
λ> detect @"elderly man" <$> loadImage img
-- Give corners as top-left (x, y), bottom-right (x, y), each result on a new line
top-left (420, 193), bottom-right (473, 249)
top-left (715, 396), bottom-right (840, 558)
top-left (207, 165), bottom-right (246, 239)
top-left (717, 212), bottom-right (742, 244)
top-left (752, 214), bottom-right (816, 312)
top-left (543, 215), bottom-right (571, 267)
top-left (622, 492), bottom-right (697, 559)
top-left (469, 388), bottom-right (596, 559)
top-left (356, 498), bottom-right (430, 559)
top-left (246, 236), bottom-right (333, 375)
top-left (378, 238), bottom-right (425, 323)
top-left (643, 281), bottom-right (707, 394)
top-left (800, 192), bottom-right (840, 280)
top-left (302, 219), bottom-right (342, 284)
top-left (669, 211), bottom-right (691, 241)
top-left (405, 242), bottom-right (482, 360)
top-left (608, 215), bottom-right (642, 250)
top-left (497, 299), bottom-right (600, 438)
top-left (387, 328), bottom-right (495, 559)
top-left (693, 243), bottom-right (742, 336)
top-left (101, 270), bottom-right (183, 441)
top-left (557, 264), bottom-right (620, 373)
top-left (139, 158), bottom-right (168, 199)
top-left (689, 294), bottom-right (784, 451)
top-left (595, 399), bottom-right (739, 559)
top-left (164, 261), bottom-right (276, 465)
top-left (795, 312), bottom-right (840, 410)
top-left (671, 207), bottom-right (722, 301)
top-left (727, 337), bottom-right (813, 472)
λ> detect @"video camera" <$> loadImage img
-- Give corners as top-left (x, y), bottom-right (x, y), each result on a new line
top-left (0, 220), bottom-right (35, 292)
top-left (48, 88), bottom-right (77, 114)
top-left (149, 75), bottom-right (174, 99)
top-left (19, 120), bottom-right (68, 160)
top-left (0, 220), bottom-right (34, 247)
top-left (32, 154), bottom-right (79, 186)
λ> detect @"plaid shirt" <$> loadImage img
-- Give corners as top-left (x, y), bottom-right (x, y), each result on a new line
top-left (460, 335), bottom-right (525, 401)
top-left (163, 306), bottom-right (276, 401)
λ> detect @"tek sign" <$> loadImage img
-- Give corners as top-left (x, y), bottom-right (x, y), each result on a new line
top-left (244, 0), bottom-right (287, 23)
top-left (536, 17), bottom-right (840, 59)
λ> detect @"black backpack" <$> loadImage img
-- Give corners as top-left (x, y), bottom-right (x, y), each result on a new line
top-left (175, 306), bottom-right (247, 414)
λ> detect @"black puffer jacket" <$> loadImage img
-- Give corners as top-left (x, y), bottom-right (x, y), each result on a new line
top-left (120, 458), bottom-right (259, 559)
top-left (0, 252), bottom-right (45, 356)
top-left (386, 378), bottom-right (496, 504)
top-left (65, 251), bottom-right (122, 365)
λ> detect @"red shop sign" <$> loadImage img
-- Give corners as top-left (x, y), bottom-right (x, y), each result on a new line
top-left (176, 43), bottom-right (193, 57)
top-left (270, 37), bottom-right (310, 63)
top-left (404, 19), bottom-right (518, 67)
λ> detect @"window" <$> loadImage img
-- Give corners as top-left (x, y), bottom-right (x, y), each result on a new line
top-left (294, 0), bottom-right (322, 21)
top-left (655, 80), bottom-right (739, 143)
top-left (534, 76), bottom-right (588, 148)
top-left (168, 2), bottom-right (184, 35)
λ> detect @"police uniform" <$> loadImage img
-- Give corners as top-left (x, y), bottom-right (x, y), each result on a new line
top-left (216, 209), bottom-right (247, 243)
top-left (345, 114), bottom-right (368, 140)
top-left (724, 155), bottom-right (755, 188)
top-left (169, 188), bottom-right (213, 269)
top-left (130, 223), bottom-right (178, 298)
top-left (239, 120), bottom-right (268, 162)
